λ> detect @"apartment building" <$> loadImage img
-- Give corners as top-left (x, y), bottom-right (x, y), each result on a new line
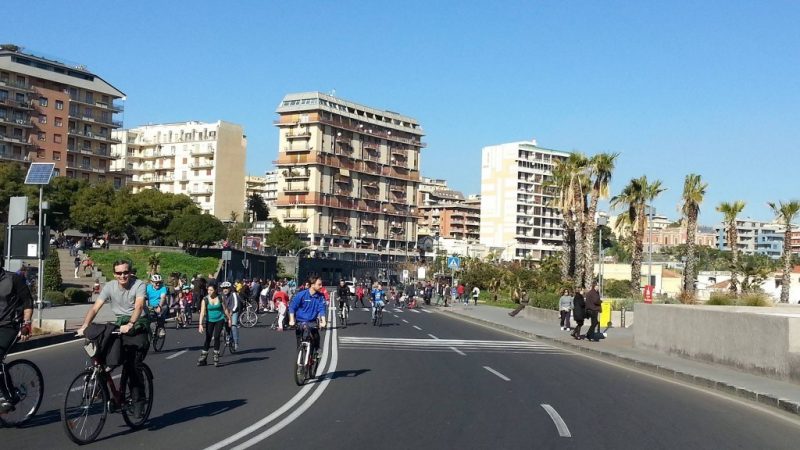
top-left (273, 92), bottom-right (424, 258)
top-left (416, 178), bottom-right (481, 242)
top-left (245, 170), bottom-right (278, 207)
top-left (111, 121), bottom-right (246, 219)
top-left (642, 224), bottom-right (717, 253)
top-left (715, 218), bottom-right (786, 259)
top-left (0, 44), bottom-right (125, 185)
top-left (480, 140), bottom-right (568, 261)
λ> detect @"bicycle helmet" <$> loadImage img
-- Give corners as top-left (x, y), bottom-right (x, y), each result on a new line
top-left (150, 274), bottom-right (162, 282)
top-left (182, 284), bottom-right (191, 291)
top-left (220, 281), bottom-right (232, 289)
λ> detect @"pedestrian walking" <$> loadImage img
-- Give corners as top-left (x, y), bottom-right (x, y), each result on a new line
top-left (471, 286), bottom-right (480, 306)
top-left (355, 284), bottom-right (365, 308)
top-left (508, 290), bottom-right (529, 317)
top-left (73, 255), bottom-right (81, 278)
top-left (571, 288), bottom-right (586, 340)
top-left (559, 289), bottom-right (573, 330)
top-left (584, 282), bottom-right (602, 341)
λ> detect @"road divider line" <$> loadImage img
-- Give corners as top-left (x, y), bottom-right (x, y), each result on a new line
top-left (428, 334), bottom-right (439, 339)
top-left (483, 366), bottom-right (509, 381)
top-left (412, 325), bottom-right (422, 331)
top-left (232, 302), bottom-right (340, 449)
top-left (421, 309), bottom-right (432, 313)
top-left (450, 347), bottom-right (466, 356)
top-left (205, 308), bottom-right (336, 450)
top-left (167, 350), bottom-right (187, 360)
top-left (402, 319), bottom-right (409, 323)
top-left (411, 309), bottom-right (421, 313)
top-left (541, 404), bottom-right (571, 437)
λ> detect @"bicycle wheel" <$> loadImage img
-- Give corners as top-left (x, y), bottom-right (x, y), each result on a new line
top-left (239, 308), bottom-right (258, 328)
top-left (377, 310), bottom-right (383, 327)
top-left (0, 359), bottom-right (44, 427)
top-left (121, 364), bottom-right (154, 429)
top-left (62, 370), bottom-right (108, 445)
top-left (294, 345), bottom-right (308, 386)
top-left (219, 327), bottom-right (228, 357)
top-left (152, 324), bottom-right (166, 352)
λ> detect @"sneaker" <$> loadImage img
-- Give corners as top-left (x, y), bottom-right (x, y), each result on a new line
top-left (158, 328), bottom-right (166, 337)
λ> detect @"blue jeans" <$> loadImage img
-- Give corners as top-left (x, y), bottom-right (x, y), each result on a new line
top-left (372, 301), bottom-right (384, 319)
top-left (230, 312), bottom-right (239, 345)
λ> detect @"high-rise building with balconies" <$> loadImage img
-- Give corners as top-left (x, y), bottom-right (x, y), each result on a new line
top-left (0, 44), bottom-right (125, 185)
top-left (480, 140), bottom-right (568, 261)
top-left (111, 121), bottom-right (246, 219)
top-left (274, 92), bottom-right (424, 259)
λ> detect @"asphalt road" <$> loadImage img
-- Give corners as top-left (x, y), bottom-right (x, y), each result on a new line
top-left (3, 304), bottom-right (800, 449)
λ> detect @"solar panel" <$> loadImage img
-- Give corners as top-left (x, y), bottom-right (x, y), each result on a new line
top-left (24, 163), bottom-right (55, 185)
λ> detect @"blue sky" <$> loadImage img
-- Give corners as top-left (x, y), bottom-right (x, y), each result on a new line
top-left (6, 1), bottom-right (800, 225)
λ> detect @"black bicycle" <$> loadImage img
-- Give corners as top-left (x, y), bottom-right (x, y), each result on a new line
top-left (372, 303), bottom-right (384, 327)
top-left (62, 327), bottom-right (154, 445)
top-left (294, 322), bottom-right (320, 386)
top-left (0, 333), bottom-right (44, 427)
top-left (148, 311), bottom-right (166, 352)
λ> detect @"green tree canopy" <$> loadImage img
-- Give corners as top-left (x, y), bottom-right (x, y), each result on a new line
top-left (0, 162), bottom-right (37, 223)
top-left (70, 182), bottom-right (117, 235)
top-left (265, 220), bottom-right (303, 254)
top-left (112, 190), bottom-right (200, 243)
top-left (45, 177), bottom-right (88, 231)
top-left (167, 213), bottom-right (226, 249)
top-left (247, 193), bottom-right (270, 222)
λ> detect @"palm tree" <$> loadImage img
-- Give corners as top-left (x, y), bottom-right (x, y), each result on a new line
top-left (548, 153), bottom-right (589, 288)
top-left (767, 200), bottom-right (800, 303)
top-left (716, 201), bottom-right (746, 295)
top-left (611, 176), bottom-right (665, 296)
top-left (583, 152), bottom-right (618, 288)
top-left (680, 174), bottom-right (708, 296)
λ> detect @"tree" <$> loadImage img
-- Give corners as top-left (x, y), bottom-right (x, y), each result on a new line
top-left (167, 213), bottom-right (227, 250)
top-left (45, 177), bottom-right (88, 231)
top-left (70, 182), bottom-right (117, 235)
top-left (716, 201), bottom-right (746, 295)
top-left (0, 162), bottom-right (36, 223)
top-left (611, 176), bottom-right (666, 296)
top-left (583, 152), bottom-right (618, 288)
top-left (680, 173), bottom-right (708, 296)
top-left (112, 189), bottom-right (200, 244)
top-left (265, 220), bottom-right (303, 254)
top-left (226, 222), bottom-right (247, 247)
top-left (548, 153), bottom-right (589, 288)
top-left (247, 193), bottom-right (270, 222)
top-left (767, 200), bottom-right (800, 303)
top-left (43, 250), bottom-right (62, 293)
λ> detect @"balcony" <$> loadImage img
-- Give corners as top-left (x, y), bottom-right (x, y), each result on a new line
top-left (286, 130), bottom-right (312, 140)
top-left (318, 117), bottom-right (426, 148)
top-left (363, 153), bottom-right (381, 163)
top-left (0, 115), bottom-right (32, 128)
top-left (0, 132), bottom-right (34, 146)
top-left (334, 145), bottom-right (353, 156)
top-left (189, 187), bottom-right (214, 195)
top-left (285, 183), bottom-right (310, 194)
top-left (68, 129), bottom-right (121, 144)
top-left (390, 148), bottom-right (407, 159)
top-left (190, 160), bottom-right (214, 169)
top-left (332, 215), bottom-right (350, 224)
top-left (333, 174), bottom-right (351, 185)
top-left (283, 146), bottom-right (312, 154)
top-left (334, 186), bottom-right (352, 196)
top-left (190, 147), bottom-right (215, 156)
top-left (0, 98), bottom-right (33, 110)
top-left (0, 152), bottom-right (27, 162)
top-left (361, 190), bottom-right (380, 200)
top-left (0, 79), bottom-right (35, 93)
top-left (283, 168), bottom-right (310, 180)
top-left (388, 184), bottom-right (405, 193)
top-left (283, 213), bottom-right (309, 222)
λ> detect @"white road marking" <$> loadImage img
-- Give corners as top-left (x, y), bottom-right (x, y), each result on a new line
top-left (10, 337), bottom-right (81, 355)
top-left (428, 334), bottom-right (439, 339)
top-left (421, 309), bottom-right (432, 313)
top-left (450, 347), bottom-right (467, 356)
top-left (166, 350), bottom-right (187, 359)
top-left (483, 366), bottom-right (510, 381)
top-left (541, 404), bottom-right (571, 437)
top-left (412, 325), bottom-right (422, 331)
top-left (402, 319), bottom-right (409, 323)
top-left (411, 309), bottom-right (421, 313)
top-left (206, 308), bottom-right (337, 450)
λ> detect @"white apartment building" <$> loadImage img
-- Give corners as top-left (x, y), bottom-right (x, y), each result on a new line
top-left (715, 218), bottom-right (789, 259)
top-left (480, 140), bottom-right (568, 261)
top-left (111, 120), bottom-right (246, 220)
top-left (245, 172), bottom-right (278, 207)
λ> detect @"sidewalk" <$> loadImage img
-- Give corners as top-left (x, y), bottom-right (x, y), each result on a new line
top-left (12, 304), bottom-right (117, 354)
top-left (437, 303), bottom-right (800, 417)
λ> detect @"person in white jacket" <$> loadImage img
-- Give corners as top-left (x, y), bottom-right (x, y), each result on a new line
top-left (558, 289), bottom-right (573, 330)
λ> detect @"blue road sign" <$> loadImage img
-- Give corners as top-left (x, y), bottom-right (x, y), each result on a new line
top-left (447, 256), bottom-right (461, 270)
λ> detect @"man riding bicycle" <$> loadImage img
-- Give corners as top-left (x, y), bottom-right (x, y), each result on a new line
top-left (78, 259), bottom-right (149, 417)
top-left (145, 274), bottom-right (168, 334)
top-left (0, 263), bottom-right (34, 413)
top-left (288, 277), bottom-right (327, 357)
top-left (336, 280), bottom-right (351, 319)
top-left (371, 282), bottom-right (386, 321)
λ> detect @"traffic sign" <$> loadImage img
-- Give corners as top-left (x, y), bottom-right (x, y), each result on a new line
top-left (222, 250), bottom-right (232, 261)
top-left (447, 256), bottom-right (461, 270)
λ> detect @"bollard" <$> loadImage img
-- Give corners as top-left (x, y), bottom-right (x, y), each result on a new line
top-left (621, 307), bottom-right (626, 328)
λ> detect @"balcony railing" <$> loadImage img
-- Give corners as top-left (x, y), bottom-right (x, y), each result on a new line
top-left (0, 79), bottom-right (34, 92)
top-left (0, 152), bottom-right (27, 162)
top-left (285, 184), bottom-right (310, 194)
top-left (0, 98), bottom-right (33, 110)
top-left (284, 146), bottom-right (312, 154)
top-left (190, 160), bottom-right (214, 169)
top-left (68, 129), bottom-right (121, 144)
top-left (283, 169), bottom-right (310, 179)
top-left (286, 131), bottom-right (312, 140)
top-left (0, 132), bottom-right (33, 146)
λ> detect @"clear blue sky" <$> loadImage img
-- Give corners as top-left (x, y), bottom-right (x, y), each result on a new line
top-left (6, 1), bottom-right (800, 226)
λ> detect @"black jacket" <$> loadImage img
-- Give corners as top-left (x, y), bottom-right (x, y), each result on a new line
top-left (585, 289), bottom-right (602, 311)
top-left (336, 285), bottom-right (350, 300)
top-left (0, 269), bottom-right (33, 328)
top-left (572, 293), bottom-right (586, 321)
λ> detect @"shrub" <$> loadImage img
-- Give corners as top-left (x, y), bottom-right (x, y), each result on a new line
top-left (676, 290), bottom-right (696, 305)
top-left (604, 279), bottom-right (630, 298)
top-left (64, 287), bottom-right (90, 304)
top-left (44, 290), bottom-right (67, 305)
top-left (706, 292), bottom-right (734, 305)
top-left (738, 293), bottom-right (772, 307)
top-left (43, 250), bottom-right (62, 293)
top-left (529, 292), bottom-right (560, 310)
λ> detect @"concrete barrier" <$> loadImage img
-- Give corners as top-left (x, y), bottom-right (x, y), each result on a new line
top-left (518, 305), bottom-right (635, 328)
top-left (34, 319), bottom-right (67, 333)
top-left (634, 304), bottom-right (800, 382)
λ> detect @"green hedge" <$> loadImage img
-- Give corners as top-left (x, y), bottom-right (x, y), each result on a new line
top-left (64, 287), bottom-right (91, 304)
top-left (529, 292), bottom-right (560, 310)
top-left (44, 291), bottom-right (67, 305)
top-left (44, 250), bottom-right (62, 293)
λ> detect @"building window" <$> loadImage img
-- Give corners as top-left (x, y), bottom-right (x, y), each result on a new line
top-left (55, 100), bottom-right (64, 110)
top-left (55, 117), bottom-right (63, 127)
top-left (53, 151), bottom-right (61, 160)
top-left (206, 169), bottom-right (211, 176)
top-left (38, 115), bottom-right (47, 124)
top-left (54, 134), bottom-right (62, 143)
top-left (53, 168), bottom-right (60, 176)
top-left (38, 132), bottom-right (45, 141)
top-left (38, 97), bottom-right (48, 107)
top-left (37, 150), bottom-right (45, 159)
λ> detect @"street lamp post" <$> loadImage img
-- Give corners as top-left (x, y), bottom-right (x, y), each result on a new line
top-left (647, 205), bottom-right (654, 291)
top-left (597, 215), bottom-right (608, 296)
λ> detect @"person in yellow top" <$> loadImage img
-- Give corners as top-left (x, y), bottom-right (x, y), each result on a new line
top-left (235, 280), bottom-right (244, 294)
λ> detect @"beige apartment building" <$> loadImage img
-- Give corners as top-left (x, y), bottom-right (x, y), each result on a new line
top-left (0, 44), bottom-right (125, 185)
top-left (416, 177), bottom-right (481, 242)
top-left (245, 171), bottom-right (278, 208)
top-left (274, 92), bottom-right (424, 258)
top-left (480, 140), bottom-right (568, 261)
top-left (111, 121), bottom-right (246, 220)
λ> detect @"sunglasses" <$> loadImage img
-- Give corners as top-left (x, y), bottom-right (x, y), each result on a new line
top-left (114, 271), bottom-right (131, 276)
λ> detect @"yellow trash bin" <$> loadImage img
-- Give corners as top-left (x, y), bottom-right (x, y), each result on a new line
top-left (600, 301), bottom-right (612, 329)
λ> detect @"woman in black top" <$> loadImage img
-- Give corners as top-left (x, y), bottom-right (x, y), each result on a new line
top-left (571, 288), bottom-right (586, 340)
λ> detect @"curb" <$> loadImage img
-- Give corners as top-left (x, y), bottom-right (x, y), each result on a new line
top-left (437, 307), bottom-right (800, 418)
top-left (9, 332), bottom-right (80, 354)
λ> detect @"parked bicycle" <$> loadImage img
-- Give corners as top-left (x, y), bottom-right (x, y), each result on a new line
top-left (239, 301), bottom-right (258, 328)
top-left (294, 322), bottom-right (320, 386)
top-left (61, 327), bottom-right (154, 445)
top-left (0, 333), bottom-right (44, 427)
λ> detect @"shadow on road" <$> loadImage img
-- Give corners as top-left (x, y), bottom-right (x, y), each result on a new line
top-left (220, 356), bottom-right (269, 367)
top-left (323, 369), bottom-right (371, 380)
top-left (230, 347), bottom-right (275, 355)
top-left (146, 399), bottom-right (247, 431)
top-left (13, 408), bottom-right (61, 428)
